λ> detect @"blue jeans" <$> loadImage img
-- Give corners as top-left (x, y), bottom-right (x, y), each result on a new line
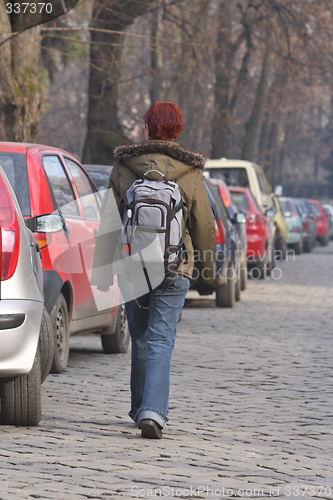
top-left (124, 274), bottom-right (190, 428)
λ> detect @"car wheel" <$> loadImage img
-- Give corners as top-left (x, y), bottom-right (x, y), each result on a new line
top-left (294, 239), bottom-right (303, 255)
top-left (235, 265), bottom-right (241, 302)
top-left (240, 261), bottom-right (247, 291)
top-left (50, 293), bottom-right (70, 374)
top-left (320, 234), bottom-right (329, 247)
top-left (215, 268), bottom-right (236, 308)
top-left (267, 244), bottom-right (275, 276)
top-left (303, 239), bottom-right (311, 253)
top-left (0, 348), bottom-right (42, 426)
top-left (101, 304), bottom-right (130, 354)
top-left (251, 259), bottom-right (267, 280)
top-left (39, 307), bottom-right (54, 384)
top-left (281, 241), bottom-right (287, 261)
top-left (275, 240), bottom-right (287, 262)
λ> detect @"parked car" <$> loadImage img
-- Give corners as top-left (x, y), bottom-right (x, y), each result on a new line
top-left (191, 179), bottom-right (246, 307)
top-left (0, 165), bottom-right (54, 426)
top-left (308, 199), bottom-right (330, 246)
top-left (209, 178), bottom-right (247, 290)
top-left (279, 197), bottom-right (304, 255)
top-left (0, 143), bottom-right (129, 374)
top-left (322, 204), bottom-right (333, 240)
top-left (84, 165), bottom-right (112, 197)
top-left (293, 198), bottom-right (317, 252)
top-left (229, 187), bottom-right (273, 279)
top-left (271, 194), bottom-right (289, 260)
top-left (205, 158), bottom-right (274, 212)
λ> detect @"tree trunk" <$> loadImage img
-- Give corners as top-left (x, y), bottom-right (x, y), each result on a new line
top-left (0, 4), bottom-right (41, 142)
top-left (242, 48), bottom-right (274, 162)
top-left (82, 0), bottom-right (155, 164)
top-left (150, 0), bottom-right (163, 106)
top-left (211, 1), bottom-right (232, 159)
top-left (164, 0), bottom-right (210, 101)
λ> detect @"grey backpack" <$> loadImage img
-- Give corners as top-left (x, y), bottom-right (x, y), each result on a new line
top-left (119, 170), bottom-right (186, 295)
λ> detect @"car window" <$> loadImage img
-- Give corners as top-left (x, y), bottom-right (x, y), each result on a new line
top-left (251, 193), bottom-right (262, 213)
top-left (303, 199), bottom-right (313, 214)
top-left (230, 192), bottom-right (250, 212)
top-left (206, 167), bottom-right (249, 188)
top-left (256, 170), bottom-right (270, 195)
top-left (0, 152), bottom-right (30, 216)
top-left (207, 183), bottom-right (231, 228)
top-left (65, 158), bottom-right (100, 221)
top-left (310, 203), bottom-right (320, 216)
top-left (295, 201), bottom-right (303, 216)
top-left (43, 155), bottom-right (79, 217)
top-left (289, 199), bottom-right (297, 214)
top-left (261, 171), bottom-right (271, 194)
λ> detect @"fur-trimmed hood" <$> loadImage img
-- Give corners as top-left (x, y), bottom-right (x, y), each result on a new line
top-left (114, 141), bottom-right (206, 170)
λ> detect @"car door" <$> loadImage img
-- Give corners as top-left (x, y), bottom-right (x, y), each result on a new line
top-left (62, 157), bottom-right (120, 317)
top-left (42, 154), bottom-right (93, 322)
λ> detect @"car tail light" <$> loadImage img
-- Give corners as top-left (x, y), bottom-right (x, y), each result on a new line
top-left (215, 220), bottom-right (225, 245)
top-left (291, 227), bottom-right (301, 233)
top-left (218, 186), bottom-right (231, 208)
top-left (303, 222), bottom-right (308, 230)
top-left (0, 175), bottom-right (20, 281)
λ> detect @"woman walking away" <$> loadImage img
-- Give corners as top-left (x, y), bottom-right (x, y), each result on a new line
top-left (91, 102), bottom-right (216, 438)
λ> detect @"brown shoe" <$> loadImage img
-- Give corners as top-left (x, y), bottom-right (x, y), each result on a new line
top-left (139, 419), bottom-right (163, 439)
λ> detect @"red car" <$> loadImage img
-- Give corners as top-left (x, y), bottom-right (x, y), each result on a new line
top-left (0, 143), bottom-right (129, 373)
top-left (308, 199), bottom-right (330, 246)
top-left (229, 187), bottom-right (273, 279)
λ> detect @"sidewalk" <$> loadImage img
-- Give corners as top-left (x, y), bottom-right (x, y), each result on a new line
top-left (0, 245), bottom-right (332, 499)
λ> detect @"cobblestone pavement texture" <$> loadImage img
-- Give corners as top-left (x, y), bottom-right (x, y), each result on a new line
top-left (1, 245), bottom-right (333, 500)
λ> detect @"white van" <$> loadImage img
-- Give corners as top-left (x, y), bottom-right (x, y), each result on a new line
top-left (205, 159), bottom-right (273, 211)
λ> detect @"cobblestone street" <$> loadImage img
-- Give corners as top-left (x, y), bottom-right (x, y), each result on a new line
top-left (1, 245), bottom-right (333, 500)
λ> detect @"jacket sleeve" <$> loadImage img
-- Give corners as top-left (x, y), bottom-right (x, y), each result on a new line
top-left (189, 171), bottom-right (216, 284)
top-left (89, 168), bottom-right (123, 288)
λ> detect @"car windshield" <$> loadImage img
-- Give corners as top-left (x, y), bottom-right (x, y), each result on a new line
top-left (0, 152), bottom-right (30, 216)
top-left (230, 192), bottom-right (250, 212)
top-left (310, 203), bottom-right (320, 216)
top-left (206, 167), bottom-right (249, 188)
top-left (295, 201), bottom-right (305, 215)
top-left (86, 170), bottom-right (110, 192)
top-left (280, 199), bottom-right (293, 214)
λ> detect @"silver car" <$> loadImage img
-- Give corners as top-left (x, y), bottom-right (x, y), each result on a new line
top-left (0, 166), bottom-right (53, 426)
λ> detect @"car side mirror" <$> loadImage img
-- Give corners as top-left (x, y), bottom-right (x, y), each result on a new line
top-left (234, 212), bottom-right (246, 224)
top-left (265, 209), bottom-right (275, 219)
top-left (26, 213), bottom-right (66, 233)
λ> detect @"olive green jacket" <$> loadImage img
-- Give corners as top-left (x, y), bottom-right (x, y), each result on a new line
top-left (90, 140), bottom-right (216, 287)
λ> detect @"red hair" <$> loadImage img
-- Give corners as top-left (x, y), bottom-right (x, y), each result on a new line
top-left (143, 101), bottom-right (183, 141)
